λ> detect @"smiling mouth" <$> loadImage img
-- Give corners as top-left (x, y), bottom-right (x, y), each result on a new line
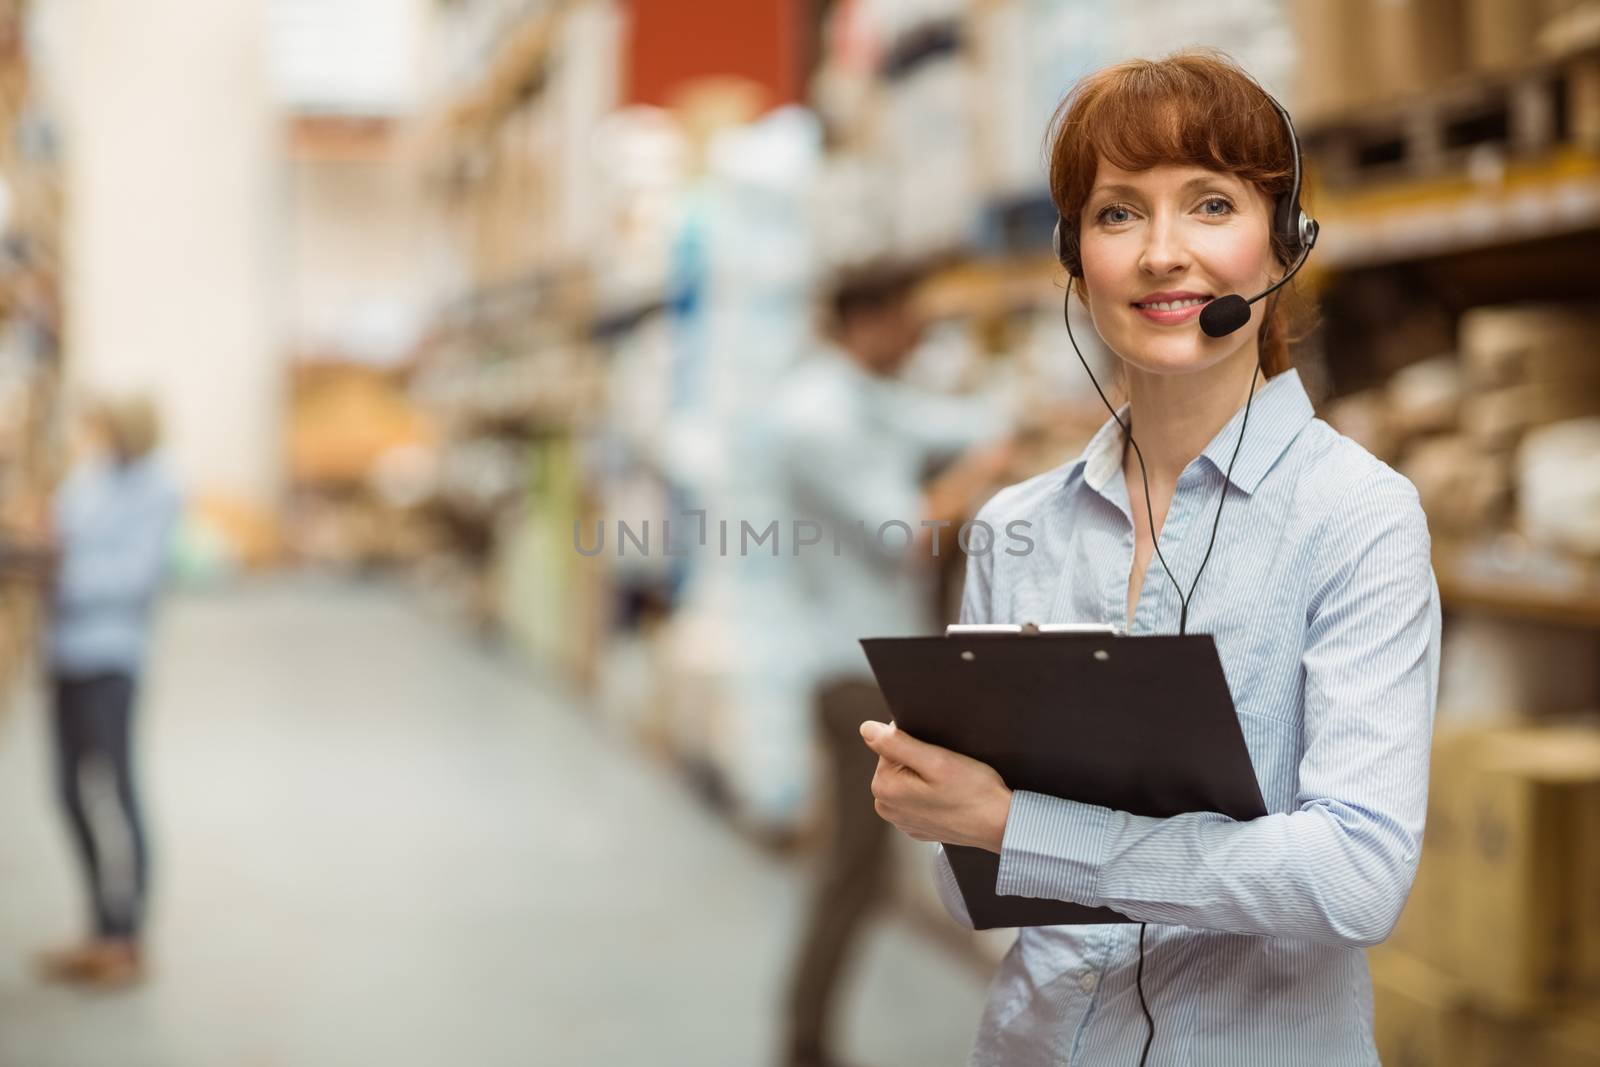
top-left (1132, 296), bottom-right (1213, 311)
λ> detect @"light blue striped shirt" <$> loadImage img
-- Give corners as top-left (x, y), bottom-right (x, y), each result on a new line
top-left (934, 367), bottom-right (1441, 1066)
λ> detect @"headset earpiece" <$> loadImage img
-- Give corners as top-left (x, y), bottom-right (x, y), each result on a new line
top-left (1272, 193), bottom-right (1317, 263)
top-left (1268, 97), bottom-right (1318, 263)
top-left (1052, 215), bottom-right (1082, 277)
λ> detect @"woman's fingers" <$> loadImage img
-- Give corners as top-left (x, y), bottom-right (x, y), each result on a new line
top-left (859, 720), bottom-right (945, 777)
top-left (862, 722), bottom-right (1011, 851)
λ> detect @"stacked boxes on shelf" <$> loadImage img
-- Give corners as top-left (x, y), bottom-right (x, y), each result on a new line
top-left (412, 0), bottom-right (617, 670)
top-left (1326, 303), bottom-right (1600, 560)
top-left (1462, 305), bottom-right (1600, 562)
top-left (1237, 10), bottom-right (1600, 1038)
top-left (0, 0), bottom-right (61, 708)
top-left (1372, 723), bottom-right (1600, 1065)
top-left (1296, 0), bottom-right (1587, 122)
top-left (1369, 948), bottom-right (1600, 1067)
top-left (1324, 302), bottom-right (1600, 722)
top-left (1460, 305), bottom-right (1600, 463)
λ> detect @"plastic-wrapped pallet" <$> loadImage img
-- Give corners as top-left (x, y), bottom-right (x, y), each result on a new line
top-left (588, 106), bottom-right (689, 313)
top-left (658, 106), bottom-right (828, 830)
top-left (810, 152), bottom-right (894, 274)
top-left (1518, 418), bottom-right (1600, 558)
top-left (881, 53), bottom-right (976, 257)
top-left (967, 0), bottom-right (1124, 199)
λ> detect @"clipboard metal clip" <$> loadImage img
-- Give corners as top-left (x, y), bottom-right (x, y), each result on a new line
top-left (945, 622), bottom-right (1126, 638)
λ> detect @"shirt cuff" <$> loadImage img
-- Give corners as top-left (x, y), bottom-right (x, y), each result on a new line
top-left (995, 790), bottom-right (1113, 905)
top-left (933, 845), bottom-right (975, 929)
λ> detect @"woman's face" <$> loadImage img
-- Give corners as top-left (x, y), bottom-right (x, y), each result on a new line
top-left (1076, 161), bottom-right (1279, 377)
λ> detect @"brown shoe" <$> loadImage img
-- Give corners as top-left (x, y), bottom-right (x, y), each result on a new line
top-left (82, 941), bottom-right (145, 990)
top-left (33, 943), bottom-right (106, 983)
top-left (34, 940), bottom-right (145, 989)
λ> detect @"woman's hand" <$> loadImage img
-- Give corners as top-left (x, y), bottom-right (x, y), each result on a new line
top-left (859, 720), bottom-right (1012, 854)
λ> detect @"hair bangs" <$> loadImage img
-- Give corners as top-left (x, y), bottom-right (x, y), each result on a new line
top-left (1049, 51), bottom-right (1294, 232)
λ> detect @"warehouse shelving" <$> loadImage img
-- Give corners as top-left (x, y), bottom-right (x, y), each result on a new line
top-left (1310, 148), bottom-right (1600, 270)
top-left (1293, 21), bottom-right (1600, 648)
top-left (1434, 538), bottom-right (1600, 630)
top-left (0, 0), bottom-right (61, 710)
top-left (427, 0), bottom-right (567, 148)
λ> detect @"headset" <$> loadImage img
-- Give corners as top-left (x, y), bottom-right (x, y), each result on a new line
top-left (1049, 91), bottom-right (1317, 1067)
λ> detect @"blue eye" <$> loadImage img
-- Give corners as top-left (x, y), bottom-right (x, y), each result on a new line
top-left (1200, 196), bottom-right (1234, 216)
top-left (1098, 204), bottom-right (1134, 224)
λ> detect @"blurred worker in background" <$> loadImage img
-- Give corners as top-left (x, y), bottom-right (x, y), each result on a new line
top-left (774, 262), bottom-right (1013, 1067)
top-left (33, 394), bottom-right (180, 989)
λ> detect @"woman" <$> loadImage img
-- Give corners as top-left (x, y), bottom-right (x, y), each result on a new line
top-left (35, 395), bottom-right (180, 988)
top-left (860, 52), bottom-right (1440, 1066)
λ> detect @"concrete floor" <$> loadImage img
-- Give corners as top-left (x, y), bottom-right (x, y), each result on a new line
top-left (0, 577), bottom-right (991, 1067)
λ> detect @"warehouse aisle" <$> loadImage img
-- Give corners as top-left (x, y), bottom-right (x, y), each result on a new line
top-left (0, 578), bottom-right (990, 1067)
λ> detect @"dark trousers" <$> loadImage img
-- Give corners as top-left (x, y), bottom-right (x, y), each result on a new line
top-left (51, 672), bottom-right (150, 942)
top-left (785, 677), bottom-right (893, 1064)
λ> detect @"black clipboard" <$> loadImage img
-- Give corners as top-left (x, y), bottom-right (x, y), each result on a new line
top-left (860, 631), bottom-right (1267, 929)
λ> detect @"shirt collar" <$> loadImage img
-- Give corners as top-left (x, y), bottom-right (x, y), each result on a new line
top-left (1064, 367), bottom-right (1315, 499)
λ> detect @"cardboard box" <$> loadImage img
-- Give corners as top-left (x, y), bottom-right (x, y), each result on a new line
top-left (1466, 1008), bottom-right (1600, 1067)
top-left (1397, 435), bottom-right (1512, 533)
top-left (1579, 789), bottom-right (1600, 1008)
top-left (1449, 727), bottom-right (1600, 1016)
top-left (1534, 1013), bottom-right (1600, 1067)
top-left (1369, 949), bottom-right (1600, 1067)
top-left (1324, 389), bottom-right (1400, 463)
top-left (1569, 57), bottom-right (1600, 154)
top-left (1437, 618), bottom-right (1600, 722)
top-left (1370, 0), bottom-right (1469, 98)
top-left (1466, 0), bottom-right (1544, 73)
top-left (1387, 731), bottom-right (1472, 970)
top-left (1387, 355), bottom-right (1463, 438)
top-left (1369, 948), bottom-right (1473, 1067)
top-left (1461, 382), bottom-right (1600, 449)
top-left (1292, 0), bottom-right (1381, 119)
top-left (1466, 1014), bottom-right (1563, 1067)
top-left (1459, 304), bottom-right (1600, 391)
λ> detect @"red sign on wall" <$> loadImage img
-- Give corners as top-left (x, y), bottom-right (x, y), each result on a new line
top-left (622, 0), bottom-right (804, 111)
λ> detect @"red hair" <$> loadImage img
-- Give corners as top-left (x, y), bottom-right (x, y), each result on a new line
top-left (1047, 50), bottom-right (1306, 377)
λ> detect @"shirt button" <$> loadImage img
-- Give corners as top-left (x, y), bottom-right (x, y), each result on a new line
top-left (1079, 971), bottom-right (1099, 994)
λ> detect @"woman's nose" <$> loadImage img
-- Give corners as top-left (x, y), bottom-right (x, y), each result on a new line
top-left (1138, 218), bottom-right (1188, 275)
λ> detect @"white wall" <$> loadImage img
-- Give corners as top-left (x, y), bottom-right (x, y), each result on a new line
top-left (56, 0), bottom-right (284, 506)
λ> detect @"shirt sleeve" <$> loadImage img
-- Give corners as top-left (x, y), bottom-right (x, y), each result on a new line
top-left (992, 469), bottom-right (1441, 948)
top-left (56, 476), bottom-right (181, 612)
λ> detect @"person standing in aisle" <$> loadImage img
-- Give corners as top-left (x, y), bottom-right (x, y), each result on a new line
top-left (859, 53), bottom-right (1441, 1066)
top-left (774, 262), bottom-right (1014, 1067)
top-left (34, 394), bottom-right (181, 989)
